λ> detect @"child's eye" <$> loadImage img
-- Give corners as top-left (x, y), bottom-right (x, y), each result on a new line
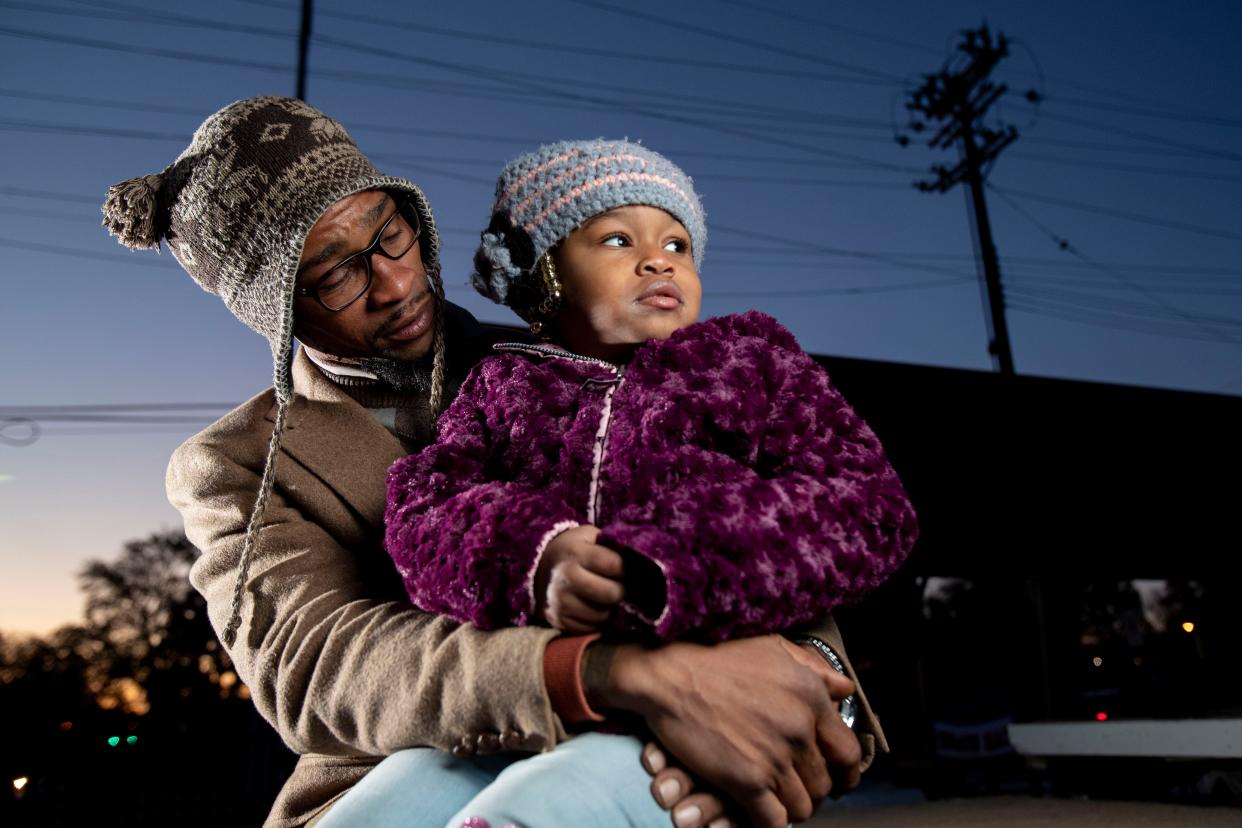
top-left (664, 238), bottom-right (689, 254)
top-left (601, 234), bottom-right (629, 247)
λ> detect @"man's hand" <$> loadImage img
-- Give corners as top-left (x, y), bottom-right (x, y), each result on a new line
top-left (588, 636), bottom-right (860, 828)
top-left (533, 525), bottom-right (625, 632)
top-left (781, 638), bottom-right (864, 798)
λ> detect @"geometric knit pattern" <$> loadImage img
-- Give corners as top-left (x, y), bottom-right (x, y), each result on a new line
top-left (102, 95), bottom-right (443, 403)
top-left (472, 139), bottom-right (706, 312)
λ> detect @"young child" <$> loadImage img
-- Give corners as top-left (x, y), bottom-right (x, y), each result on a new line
top-left (385, 137), bottom-right (917, 649)
top-left (382, 139), bottom-right (917, 828)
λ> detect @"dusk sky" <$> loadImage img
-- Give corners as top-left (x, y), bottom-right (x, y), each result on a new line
top-left (2, 0), bottom-right (1240, 634)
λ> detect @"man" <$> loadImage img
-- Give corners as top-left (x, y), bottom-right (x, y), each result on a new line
top-left (103, 97), bottom-right (886, 828)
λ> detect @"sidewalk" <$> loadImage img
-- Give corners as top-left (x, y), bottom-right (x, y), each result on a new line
top-left (806, 795), bottom-right (1242, 826)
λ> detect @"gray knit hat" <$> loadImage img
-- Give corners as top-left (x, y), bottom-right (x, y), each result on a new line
top-left (472, 139), bottom-right (706, 315)
top-left (102, 96), bottom-right (445, 646)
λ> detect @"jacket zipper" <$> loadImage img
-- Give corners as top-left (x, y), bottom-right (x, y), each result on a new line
top-left (493, 341), bottom-right (616, 368)
top-left (586, 368), bottom-right (625, 524)
top-left (493, 342), bottom-right (624, 523)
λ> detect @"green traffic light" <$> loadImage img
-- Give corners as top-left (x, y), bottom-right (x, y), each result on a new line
top-left (107, 736), bottom-right (120, 747)
top-left (126, 736), bottom-right (138, 745)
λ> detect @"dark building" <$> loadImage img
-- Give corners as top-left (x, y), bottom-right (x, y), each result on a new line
top-left (819, 354), bottom-right (1242, 798)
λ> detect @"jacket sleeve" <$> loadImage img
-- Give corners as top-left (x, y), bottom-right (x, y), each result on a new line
top-left (169, 419), bottom-right (566, 759)
top-left (385, 359), bottom-right (581, 630)
top-left (598, 333), bottom-right (918, 642)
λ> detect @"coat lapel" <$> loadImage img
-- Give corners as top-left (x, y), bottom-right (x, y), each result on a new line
top-left (267, 348), bottom-right (407, 531)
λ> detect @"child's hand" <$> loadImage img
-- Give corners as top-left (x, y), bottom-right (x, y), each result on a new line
top-left (534, 525), bottom-right (625, 633)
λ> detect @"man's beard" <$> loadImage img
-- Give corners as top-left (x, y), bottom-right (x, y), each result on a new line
top-left (359, 351), bottom-right (434, 392)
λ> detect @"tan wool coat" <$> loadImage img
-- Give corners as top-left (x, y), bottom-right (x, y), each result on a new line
top-left (168, 346), bottom-right (887, 827)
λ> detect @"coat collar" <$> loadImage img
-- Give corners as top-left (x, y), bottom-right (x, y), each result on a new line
top-left (266, 347), bottom-right (406, 530)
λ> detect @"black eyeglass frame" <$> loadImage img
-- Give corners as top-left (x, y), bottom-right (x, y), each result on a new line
top-left (295, 199), bottom-right (423, 312)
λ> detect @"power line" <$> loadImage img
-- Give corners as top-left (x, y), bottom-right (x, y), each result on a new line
top-left (0, 117), bottom-right (188, 142)
top-left (0, 87), bottom-right (208, 117)
top-left (310, 36), bottom-right (896, 133)
top-left (1005, 274), bottom-right (1242, 296)
top-left (1002, 258), bottom-right (1241, 278)
top-left (0, 23), bottom-right (907, 167)
top-left (989, 184), bottom-right (1242, 349)
top-left (0, 403), bottom-right (236, 413)
top-left (0, 184), bottom-right (99, 204)
top-left (711, 223), bottom-right (976, 280)
top-left (1022, 107), bottom-right (1242, 162)
top-left (0, 185), bottom-right (106, 204)
top-left (708, 0), bottom-right (942, 56)
top-left (14, 2), bottom-right (899, 134)
top-left (309, 31), bottom-right (918, 173)
top-left (1006, 151), bottom-right (1242, 184)
top-left (1005, 298), bottom-right (1242, 344)
top-left (0, 237), bottom-right (179, 268)
top-left (1043, 93), bottom-right (1242, 130)
top-left (305, 0), bottom-right (886, 86)
top-left (704, 276), bottom-right (974, 299)
top-left (3, 413), bottom-right (223, 424)
top-left (569, 0), bottom-right (902, 83)
top-left (95, 0), bottom-right (902, 131)
top-left (230, 0), bottom-right (297, 9)
top-left (0, 115), bottom-right (898, 182)
top-left (17, 426), bottom-right (215, 438)
top-left (0, 25), bottom-right (293, 75)
top-left (1022, 134), bottom-right (1238, 160)
top-left (1005, 283), bottom-right (1242, 328)
top-left (0, 25), bottom-right (904, 143)
top-left (6, 0), bottom-right (290, 39)
top-left (0, 205), bottom-right (89, 222)
top-left (683, 174), bottom-right (912, 189)
top-left (1037, 74), bottom-right (1236, 123)
top-left (992, 184), bottom-right (1242, 243)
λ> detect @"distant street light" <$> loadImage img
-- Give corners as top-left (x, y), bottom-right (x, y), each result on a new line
top-left (1182, 621), bottom-right (1196, 633)
top-left (12, 776), bottom-right (29, 800)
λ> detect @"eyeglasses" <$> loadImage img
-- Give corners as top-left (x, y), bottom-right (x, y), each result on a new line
top-left (296, 201), bottom-right (422, 312)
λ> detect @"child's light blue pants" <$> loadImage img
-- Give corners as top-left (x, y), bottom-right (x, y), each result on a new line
top-left (315, 732), bottom-right (671, 828)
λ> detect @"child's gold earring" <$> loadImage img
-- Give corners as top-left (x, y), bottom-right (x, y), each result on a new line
top-left (529, 253), bottom-right (562, 337)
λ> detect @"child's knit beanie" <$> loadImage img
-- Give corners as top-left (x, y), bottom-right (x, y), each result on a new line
top-left (101, 96), bottom-right (444, 647)
top-left (472, 139), bottom-right (706, 315)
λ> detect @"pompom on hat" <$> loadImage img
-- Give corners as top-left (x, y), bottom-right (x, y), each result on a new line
top-left (102, 96), bottom-right (446, 647)
top-left (472, 139), bottom-right (706, 317)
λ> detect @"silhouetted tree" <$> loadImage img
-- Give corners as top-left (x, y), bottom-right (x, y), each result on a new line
top-left (78, 530), bottom-right (240, 716)
top-left (3, 531), bottom-right (291, 827)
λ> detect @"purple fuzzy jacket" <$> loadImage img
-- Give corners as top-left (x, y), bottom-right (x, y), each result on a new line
top-left (385, 311), bottom-right (918, 642)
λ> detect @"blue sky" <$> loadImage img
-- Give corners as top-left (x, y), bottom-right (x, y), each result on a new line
top-left (2, 0), bottom-right (1240, 633)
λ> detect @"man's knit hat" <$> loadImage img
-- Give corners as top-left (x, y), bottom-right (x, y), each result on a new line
top-left (472, 139), bottom-right (706, 315)
top-left (102, 96), bottom-right (445, 646)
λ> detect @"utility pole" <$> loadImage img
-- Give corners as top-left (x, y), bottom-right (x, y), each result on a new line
top-left (296, 0), bottom-right (313, 101)
top-left (904, 25), bottom-right (1018, 375)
